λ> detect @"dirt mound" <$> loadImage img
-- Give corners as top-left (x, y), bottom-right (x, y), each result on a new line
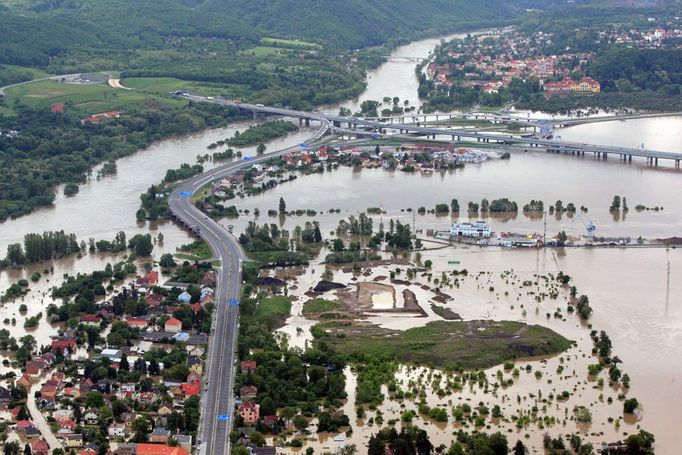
top-left (313, 280), bottom-right (347, 293)
top-left (256, 277), bottom-right (286, 287)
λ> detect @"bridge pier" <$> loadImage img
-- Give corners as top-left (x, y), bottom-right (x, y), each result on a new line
top-left (305, 118), bottom-right (310, 126)
top-left (333, 120), bottom-right (340, 128)
top-left (629, 155), bottom-right (632, 162)
top-left (676, 159), bottom-right (680, 168)
top-left (253, 111), bottom-right (259, 119)
top-left (655, 157), bottom-right (658, 166)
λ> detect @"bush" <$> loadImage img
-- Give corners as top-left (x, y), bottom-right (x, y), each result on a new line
top-left (623, 397), bottom-right (639, 413)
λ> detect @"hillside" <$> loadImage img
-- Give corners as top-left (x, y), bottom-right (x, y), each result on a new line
top-left (0, 0), bottom-right (525, 67)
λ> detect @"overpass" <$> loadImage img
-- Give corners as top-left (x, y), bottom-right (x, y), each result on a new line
top-left (177, 94), bottom-right (682, 167)
top-left (168, 122), bottom-right (329, 455)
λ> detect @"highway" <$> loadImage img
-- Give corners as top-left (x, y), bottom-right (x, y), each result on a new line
top-left (177, 94), bottom-right (682, 164)
top-left (168, 122), bottom-right (329, 455)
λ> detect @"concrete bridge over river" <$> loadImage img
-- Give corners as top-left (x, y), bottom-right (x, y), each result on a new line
top-left (177, 93), bottom-right (682, 168)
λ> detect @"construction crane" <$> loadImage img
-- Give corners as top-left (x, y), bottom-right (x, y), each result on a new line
top-left (572, 212), bottom-right (597, 237)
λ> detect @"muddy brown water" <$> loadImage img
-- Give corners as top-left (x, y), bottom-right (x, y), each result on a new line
top-left (0, 31), bottom-right (679, 451)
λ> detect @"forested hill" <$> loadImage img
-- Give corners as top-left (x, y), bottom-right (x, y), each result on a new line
top-left (0, 0), bottom-right (526, 66)
top-left (195, 0), bottom-right (519, 49)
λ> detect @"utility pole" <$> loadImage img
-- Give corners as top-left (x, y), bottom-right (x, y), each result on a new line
top-left (543, 211), bottom-right (547, 246)
top-left (666, 261), bottom-right (671, 316)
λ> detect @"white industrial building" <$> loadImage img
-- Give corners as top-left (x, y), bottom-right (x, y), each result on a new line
top-left (451, 221), bottom-right (491, 238)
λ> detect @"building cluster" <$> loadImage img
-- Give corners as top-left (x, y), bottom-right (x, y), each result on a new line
top-left (598, 24), bottom-right (682, 48)
top-left (256, 145), bottom-right (502, 176)
top-left (427, 30), bottom-right (598, 95)
top-left (3, 268), bottom-right (221, 453)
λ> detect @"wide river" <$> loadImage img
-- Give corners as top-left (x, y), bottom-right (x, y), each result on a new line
top-left (1, 32), bottom-right (681, 451)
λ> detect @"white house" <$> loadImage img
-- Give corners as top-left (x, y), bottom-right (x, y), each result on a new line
top-left (108, 422), bottom-right (126, 438)
top-left (451, 221), bottom-right (491, 238)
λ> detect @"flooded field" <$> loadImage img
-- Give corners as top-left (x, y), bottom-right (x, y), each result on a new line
top-left (264, 242), bottom-right (676, 452)
top-left (0, 28), bottom-right (680, 452)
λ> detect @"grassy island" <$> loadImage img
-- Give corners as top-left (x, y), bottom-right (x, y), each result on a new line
top-left (314, 319), bottom-right (572, 369)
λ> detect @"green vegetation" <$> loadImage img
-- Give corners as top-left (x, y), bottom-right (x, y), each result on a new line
top-left (430, 304), bottom-right (461, 320)
top-left (0, 103), bottom-right (240, 221)
top-left (176, 241), bottom-right (212, 261)
top-left (227, 120), bottom-right (298, 147)
top-left (232, 267), bottom-right (347, 448)
top-left (302, 298), bottom-right (338, 316)
top-left (238, 221), bottom-right (321, 267)
top-left (315, 320), bottom-right (571, 369)
top-left (1, 230), bottom-right (80, 267)
top-left (253, 296), bottom-right (292, 331)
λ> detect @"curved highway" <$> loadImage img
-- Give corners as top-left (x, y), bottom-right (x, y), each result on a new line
top-left (168, 122), bottom-right (328, 455)
top-left (178, 94), bottom-right (681, 163)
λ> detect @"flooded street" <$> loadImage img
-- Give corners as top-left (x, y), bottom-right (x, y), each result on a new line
top-left (0, 29), bottom-right (680, 452)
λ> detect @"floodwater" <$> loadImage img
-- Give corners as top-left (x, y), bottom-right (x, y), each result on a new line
top-left (0, 28), bottom-right (680, 452)
top-left (272, 248), bottom-right (680, 452)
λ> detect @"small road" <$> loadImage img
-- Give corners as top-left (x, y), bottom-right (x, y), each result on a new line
top-left (169, 122), bottom-right (329, 455)
top-left (0, 72), bottom-right (114, 97)
top-left (27, 379), bottom-right (63, 451)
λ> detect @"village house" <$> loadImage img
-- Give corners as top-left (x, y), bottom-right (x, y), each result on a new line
top-left (238, 401), bottom-right (260, 425)
top-left (17, 373), bottom-right (33, 390)
top-left (108, 422), bottom-right (126, 438)
top-left (240, 360), bottom-right (256, 374)
top-left (58, 418), bottom-right (78, 435)
top-left (65, 434), bottom-right (84, 448)
top-left (164, 317), bottom-right (182, 333)
top-left (51, 337), bottom-right (77, 354)
top-left (83, 411), bottom-right (99, 425)
top-left (80, 314), bottom-right (102, 327)
top-left (150, 427), bottom-right (171, 443)
top-left (147, 294), bottom-right (164, 307)
top-left (30, 439), bottom-right (50, 455)
top-left (117, 444), bottom-right (190, 455)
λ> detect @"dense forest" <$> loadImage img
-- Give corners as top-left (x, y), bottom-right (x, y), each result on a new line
top-left (0, 102), bottom-right (241, 221)
top-left (0, 0), bottom-right (524, 66)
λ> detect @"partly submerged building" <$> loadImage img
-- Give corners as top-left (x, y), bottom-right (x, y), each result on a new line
top-left (451, 221), bottom-right (491, 238)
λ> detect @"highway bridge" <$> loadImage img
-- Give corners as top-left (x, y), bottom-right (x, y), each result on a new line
top-left (178, 94), bottom-right (681, 167)
top-left (168, 122), bottom-right (329, 455)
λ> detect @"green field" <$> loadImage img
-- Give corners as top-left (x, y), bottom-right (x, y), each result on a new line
top-left (0, 75), bottom-right (242, 116)
top-left (240, 46), bottom-right (292, 57)
top-left (302, 298), bottom-right (339, 316)
top-left (1, 78), bottom-right (187, 115)
top-left (175, 240), bottom-right (213, 261)
top-left (1, 64), bottom-right (50, 80)
top-left (254, 296), bottom-right (292, 330)
top-left (261, 37), bottom-right (321, 50)
top-left (317, 320), bottom-right (572, 369)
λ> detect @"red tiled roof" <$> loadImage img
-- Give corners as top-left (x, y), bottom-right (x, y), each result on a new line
top-left (135, 444), bottom-right (189, 455)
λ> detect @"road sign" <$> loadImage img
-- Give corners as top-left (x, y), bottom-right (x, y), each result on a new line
top-left (229, 299), bottom-right (239, 306)
top-left (243, 156), bottom-right (253, 161)
top-left (217, 415), bottom-right (230, 421)
top-left (300, 143), bottom-right (309, 149)
top-left (235, 399), bottom-right (242, 405)
top-left (179, 191), bottom-right (192, 197)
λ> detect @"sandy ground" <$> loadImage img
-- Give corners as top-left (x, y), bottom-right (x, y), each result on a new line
top-left (107, 79), bottom-right (130, 90)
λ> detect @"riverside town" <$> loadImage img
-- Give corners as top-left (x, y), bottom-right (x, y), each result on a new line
top-left (0, 1), bottom-right (680, 455)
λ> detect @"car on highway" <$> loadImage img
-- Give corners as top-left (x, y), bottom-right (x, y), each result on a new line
top-left (256, 103), bottom-right (264, 107)
top-left (206, 96), bottom-right (215, 100)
